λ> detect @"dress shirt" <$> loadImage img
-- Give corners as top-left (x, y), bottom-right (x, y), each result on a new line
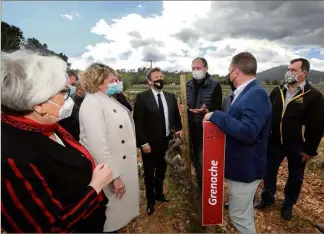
top-left (232, 78), bottom-right (256, 105)
top-left (151, 88), bottom-right (170, 137)
top-left (283, 80), bottom-right (306, 108)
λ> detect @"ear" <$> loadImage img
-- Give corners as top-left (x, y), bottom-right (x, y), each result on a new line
top-left (34, 103), bottom-right (47, 116)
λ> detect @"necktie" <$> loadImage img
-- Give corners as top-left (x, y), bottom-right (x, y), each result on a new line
top-left (157, 93), bottom-right (166, 136)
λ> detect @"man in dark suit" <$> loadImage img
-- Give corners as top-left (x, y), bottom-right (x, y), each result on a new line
top-left (255, 58), bottom-right (324, 220)
top-left (133, 67), bottom-right (182, 216)
top-left (204, 52), bottom-right (272, 233)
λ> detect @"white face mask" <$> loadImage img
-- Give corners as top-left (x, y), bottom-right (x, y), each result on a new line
top-left (192, 70), bottom-right (205, 80)
top-left (47, 97), bottom-right (75, 120)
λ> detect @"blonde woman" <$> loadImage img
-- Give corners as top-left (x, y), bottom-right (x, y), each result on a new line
top-left (79, 63), bottom-right (139, 232)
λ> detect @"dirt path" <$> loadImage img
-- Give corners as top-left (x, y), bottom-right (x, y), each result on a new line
top-left (122, 142), bottom-right (324, 233)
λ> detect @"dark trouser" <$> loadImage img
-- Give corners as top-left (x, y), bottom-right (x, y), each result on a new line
top-left (142, 148), bottom-right (168, 205)
top-left (261, 140), bottom-right (306, 208)
top-left (189, 127), bottom-right (203, 189)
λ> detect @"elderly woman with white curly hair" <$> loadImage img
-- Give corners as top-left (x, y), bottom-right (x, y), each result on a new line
top-left (1, 50), bottom-right (113, 233)
top-left (79, 63), bottom-right (140, 233)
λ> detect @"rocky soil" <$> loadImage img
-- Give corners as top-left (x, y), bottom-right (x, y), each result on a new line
top-left (122, 140), bottom-right (324, 233)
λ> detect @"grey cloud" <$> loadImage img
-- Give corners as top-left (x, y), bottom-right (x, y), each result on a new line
top-left (128, 31), bottom-right (142, 39)
top-left (254, 50), bottom-right (279, 63)
top-left (195, 1), bottom-right (324, 47)
top-left (142, 46), bottom-right (166, 61)
top-left (214, 46), bottom-right (235, 57)
top-left (130, 38), bottom-right (164, 49)
top-left (173, 28), bottom-right (200, 47)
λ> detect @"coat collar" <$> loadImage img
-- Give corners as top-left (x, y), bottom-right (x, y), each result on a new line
top-left (230, 79), bottom-right (257, 111)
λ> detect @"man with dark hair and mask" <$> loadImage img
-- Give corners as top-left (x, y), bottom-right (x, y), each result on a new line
top-left (255, 58), bottom-right (324, 221)
top-left (182, 57), bottom-right (223, 189)
top-left (133, 67), bottom-right (182, 216)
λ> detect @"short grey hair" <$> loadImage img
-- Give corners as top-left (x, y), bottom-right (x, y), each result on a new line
top-left (1, 50), bottom-right (68, 112)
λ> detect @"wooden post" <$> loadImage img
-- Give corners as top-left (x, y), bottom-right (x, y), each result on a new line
top-left (179, 75), bottom-right (191, 181)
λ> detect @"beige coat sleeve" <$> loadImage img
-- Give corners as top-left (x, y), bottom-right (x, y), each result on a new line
top-left (79, 98), bottom-right (121, 180)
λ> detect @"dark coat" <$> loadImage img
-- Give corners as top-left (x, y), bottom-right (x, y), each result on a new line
top-left (133, 89), bottom-right (182, 152)
top-left (1, 114), bottom-right (107, 233)
top-left (113, 92), bottom-right (132, 112)
top-left (269, 82), bottom-right (324, 156)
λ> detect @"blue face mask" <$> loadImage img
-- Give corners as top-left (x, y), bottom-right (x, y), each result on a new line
top-left (105, 82), bottom-right (123, 96)
top-left (68, 85), bottom-right (76, 98)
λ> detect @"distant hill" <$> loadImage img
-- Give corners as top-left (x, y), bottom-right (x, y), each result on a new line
top-left (257, 65), bottom-right (324, 84)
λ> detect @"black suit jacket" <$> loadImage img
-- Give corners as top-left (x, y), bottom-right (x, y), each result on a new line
top-left (133, 89), bottom-right (182, 151)
top-left (1, 116), bottom-right (107, 233)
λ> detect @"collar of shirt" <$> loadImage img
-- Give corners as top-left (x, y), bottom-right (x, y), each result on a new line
top-left (233, 78), bottom-right (256, 99)
top-left (151, 87), bottom-right (164, 97)
top-left (284, 80), bottom-right (306, 92)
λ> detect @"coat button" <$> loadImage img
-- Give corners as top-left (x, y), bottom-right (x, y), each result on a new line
top-left (113, 109), bottom-right (117, 113)
top-left (121, 140), bottom-right (125, 144)
top-left (123, 155), bottom-right (126, 159)
top-left (119, 125), bottom-right (123, 128)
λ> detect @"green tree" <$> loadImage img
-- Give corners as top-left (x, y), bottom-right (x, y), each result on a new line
top-left (22, 37), bottom-right (71, 67)
top-left (1, 22), bottom-right (25, 52)
top-left (1, 22), bottom-right (71, 68)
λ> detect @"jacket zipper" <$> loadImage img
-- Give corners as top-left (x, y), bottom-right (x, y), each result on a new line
top-left (278, 86), bottom-right (310, 145)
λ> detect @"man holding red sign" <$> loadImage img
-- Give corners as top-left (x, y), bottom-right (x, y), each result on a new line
top-left (203, 52), bottom-right (272, 233)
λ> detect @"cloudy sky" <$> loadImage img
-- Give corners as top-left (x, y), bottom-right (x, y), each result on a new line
top-left (3, 1), bottom-right (324, 75)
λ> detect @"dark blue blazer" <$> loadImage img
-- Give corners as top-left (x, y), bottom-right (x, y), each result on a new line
top-left (209, 80), bottom-right (272, 183)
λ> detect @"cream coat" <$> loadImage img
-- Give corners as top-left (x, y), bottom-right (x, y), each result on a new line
top-left (79, 92), bottom-right (139, 232)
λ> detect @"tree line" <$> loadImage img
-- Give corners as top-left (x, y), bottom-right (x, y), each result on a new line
top-left (1, 21), bottom-right (70, 67)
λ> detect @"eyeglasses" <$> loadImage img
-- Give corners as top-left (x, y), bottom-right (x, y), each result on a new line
top-left (60, 87), bottom-right (71, 100)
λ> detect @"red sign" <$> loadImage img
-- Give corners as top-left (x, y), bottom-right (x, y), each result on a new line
top-left (202, 121), bottom-right (225, 226)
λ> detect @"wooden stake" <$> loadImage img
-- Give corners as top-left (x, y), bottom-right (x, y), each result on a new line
top-left (179, 74), bottom-right (191, 181)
